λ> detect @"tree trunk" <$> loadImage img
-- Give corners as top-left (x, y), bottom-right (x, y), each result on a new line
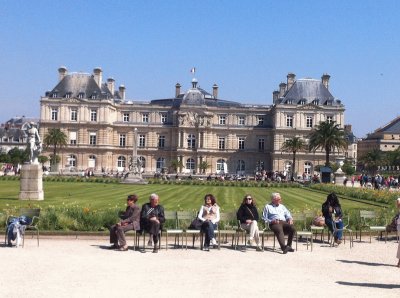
top-left (292, 151), bottom-right (296, 180)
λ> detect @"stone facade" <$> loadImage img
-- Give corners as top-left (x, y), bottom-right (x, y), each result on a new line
top-left (39, 68), bottom-right (346, 177)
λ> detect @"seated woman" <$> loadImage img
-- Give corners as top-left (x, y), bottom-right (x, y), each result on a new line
top-left (198, 194), bottom-right (220, 251)
top-left (109, 194), bottom-right (141, 251)
top-left (140, 193), bottom-right (165, 253)
top-left (322, 192), bottom-right (344, 245)
top-left (236, 194), bottom-right (262, 251)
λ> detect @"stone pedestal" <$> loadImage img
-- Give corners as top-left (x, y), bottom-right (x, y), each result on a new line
top-left (121, 173), bottom-right (148, 185)
top-left (19, 164), bottom-right (44, 200)
top-left (334, 168), bottom-right (346, 185)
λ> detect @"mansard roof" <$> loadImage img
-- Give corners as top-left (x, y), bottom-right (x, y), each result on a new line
top-left (280, 78), bottom-right (340, 106)
top-left (47, 73), bottom-right (120, 100)
top-left (374, 116), bottom-right (400, 134)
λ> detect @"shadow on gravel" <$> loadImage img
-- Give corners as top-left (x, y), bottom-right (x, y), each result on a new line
top-left (336, 281), bottom-right (400, 289)
top-left (336, 259), bottom-right (396, 267)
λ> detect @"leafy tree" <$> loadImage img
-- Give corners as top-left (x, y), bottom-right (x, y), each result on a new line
top-left (341, 160), bottom-right (355, 176)
top-left (199, 161), bottom-right (210, 174)
top-left (43, 128), bottom-right (67, 165)
top-left (281, 136), bottom-right (307, 179)
top-left (8, 147), bottom-right (28, 166)
top-left (169, 159), bottom-right (184, 173)
top-left (308, 121), bottom-right (348, 166)
top-left (0, 152), bottom-right (11, 163)
top-left (358, 149), bottom-right (384, 174)
top-left (38, 155), bottom-right (49, 165)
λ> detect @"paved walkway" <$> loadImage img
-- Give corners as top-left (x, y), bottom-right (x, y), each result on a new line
top-left (1, 237), bottom-right (399, 298)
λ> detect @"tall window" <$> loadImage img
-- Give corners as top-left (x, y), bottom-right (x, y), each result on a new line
top-left (238, 116), bottom-right (245, 126)
top-left (69, 131), bottom-right (77, 145)
top-left (256, 161), bottom-right (264, 171)
top-left (89, 132), bottom-right (97, 145)
top-left (286, 115), bottom-right (293, 127)
top-left (90, 109), bottom-right (97, 122)
top-left (51, 108), bottom-right (58, 121)
top-left (88, 155), bottom-right (96, 168)
top-left (117, 156), bottom-right (126, 168)
top-left (158, 136), bottom-right (165, 148)
top-left (70, 109), bottom-right (77, 121)
top-left (139, 156), bottom-right (146, 168)
top-left (187, 134), bottom-right (196, 149)
top-left (306, 116), bottom-right (313, 128)
top-left (237, 160), bottom-right (245, 172)
top-left (218, 137), bottom-right (225, 150)
top-left (139, 135), bottom-right (145, 147)
top-left (304, 162), bottom-right (312, 176)
top-left (142, 113), bottom-right (149, 123)
top-left (68, 155), bottom-right (77, 167)
top-left (161, 113), bottom-right (167, 124)
top-left (326, 115), bottom-right (333, 123)
top-left (257, 116), bottom-right (264, 126)
top-left (219, 115), bottom-right (226, 125)
top-left (216, 159), bottom-right (226, 173)
top-left (186, 158), bottom-right (195, 170)
top-left (123, 113), bottom-right (130, 122)
top-left (238, 137), bottom-right (245, 150)
top-left (156, 157), bottom-right (165, 171)
top-left (258, 138), bottom-right (265, 151)
top-left (119, 134), bottom-right (126, 147)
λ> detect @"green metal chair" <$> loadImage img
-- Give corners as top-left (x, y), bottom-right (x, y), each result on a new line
top-left (358, 210), bottom-right (387, 243)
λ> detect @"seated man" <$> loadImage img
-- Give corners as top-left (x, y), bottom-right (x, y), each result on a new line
top-left (140, 193), bottom-right (165, 253)
top-left (262, 192), bottom-right (296, 254)
top-left (109, 194), bottom-right (140, 251)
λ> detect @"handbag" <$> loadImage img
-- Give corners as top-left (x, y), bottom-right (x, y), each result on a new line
top-left (312, 216), bottom-right (325, 227)
top-left (189, 218), bottom-right (203, 230)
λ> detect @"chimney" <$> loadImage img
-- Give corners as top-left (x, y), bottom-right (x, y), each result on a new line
top-left (279, 82), bottom-right (287, 97)
top-left (344, 124), bottom-right (352, 133)
top-left (58, 66), bottom-right (67, 81)
top-left (212, 84), bottom-right (219, 98)
top-left (286, 73), bottom-right (296, 90)
top-left (107, 77), bottom-right (115, 95)
top-left (192, 78), bottom-right (198, 88)
top-left (273, 90), bottom-right (280, 103)
top-left (119, 85), bottom-right (126, 100)
top-left (93, 67), bottom-right (103, 86)
top-left (321, 73), bottom-right (330, 89)
top-left (175, 83), bottom-right (181, 97)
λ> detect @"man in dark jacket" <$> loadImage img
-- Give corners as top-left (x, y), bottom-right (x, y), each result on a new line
top-left (141, 193), bottom-right (165, 253)
top-left (109, 194), bottom-right (141, 251)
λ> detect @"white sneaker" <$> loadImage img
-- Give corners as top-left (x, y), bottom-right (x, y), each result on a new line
top-left (211, 238), bottom-right (217, 245)
top-left (247, 239), bottom-right (254, 246)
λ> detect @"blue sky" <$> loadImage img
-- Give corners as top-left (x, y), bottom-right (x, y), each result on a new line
top-left (1, 0), bottom-right (399, 138)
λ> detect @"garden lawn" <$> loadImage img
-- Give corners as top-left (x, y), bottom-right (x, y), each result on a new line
top-left (0, 180), bottom-right (382, 213)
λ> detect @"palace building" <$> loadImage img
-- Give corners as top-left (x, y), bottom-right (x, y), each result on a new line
top-left (39, 67), bottom-right (346, 177)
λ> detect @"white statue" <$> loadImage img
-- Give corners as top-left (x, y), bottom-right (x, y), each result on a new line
top-left (24, 122), bottom-right (42, 164)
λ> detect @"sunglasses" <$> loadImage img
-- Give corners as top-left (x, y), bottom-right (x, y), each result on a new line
top-left (246, 197), bottom-right (252, 200)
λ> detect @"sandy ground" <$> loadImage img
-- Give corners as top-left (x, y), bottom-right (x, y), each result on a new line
top-left (0, 236), bottom-right (399, 298)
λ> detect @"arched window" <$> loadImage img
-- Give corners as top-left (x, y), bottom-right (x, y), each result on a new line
top-left (117, 156), bottom-right (126, 168)
top-left (186, 158), bottom-right (195, 170)
top-left (156, 157), bottom-right (165, 171)
top-left (139, 156), bottom-right (146, 168)
top-left (304, 161), bottom-right (312, 176)
top-left (68, 155), bottom-right (77, 167)
top-left (216, 159), bottom-right (227, 174)
top-left (236, 160), bottom-right (245, 172)
top-left (187, 134), bottom-right (196, 149)
top-left (88, 155), bottom-right (96, 168)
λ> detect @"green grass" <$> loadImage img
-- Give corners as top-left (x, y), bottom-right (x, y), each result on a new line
top-left (0, 180), bottom-right (383, 213)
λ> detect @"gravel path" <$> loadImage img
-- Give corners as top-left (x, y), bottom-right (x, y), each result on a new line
top-left (1, 237), bottom-right (399, 297)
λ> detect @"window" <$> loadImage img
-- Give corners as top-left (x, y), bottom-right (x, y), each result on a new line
top-left (258, 138), bottom-right (265, 151)
top-left (52, 93), bottom-right (57, 98)
top-left (90, 109), bottom-right (97, 122)
top-left (286, 115), bottom-right (293, 127)
top-left (78, 92), bottom-right (84, 99)
top-left (304, 162), bottom-right (312, 176)
top-left (51, 108), bottom-right (58, 121)
top-left (158, 136), bottom-right (165, 148)
top-left (69, 131), bottom-right (77, 145)
top-left (142, 113), bottom-right (149, 123)
top-left (156, 157), bottom-right (165, 171)
top-left (237, 160), bottom-right (245, 172)
top-left (218, 137), bottom-right (225, 150)
top-left (161, 113), bottom-right (167, 124)
top-left (257, 116), bottom-right (264, 126)
top-left (65, 93), bottom-right (70, 99)
top-left (238, 137), bottom-right (245, 150)
top-left (186, 158), bottom-right (195, 170)
top-left (216, 159), bottom-right (226, 173)
top-left (326, 115), bottom-right (333, 123)
top-left (219, 115), bottom-right (226, 125)
top-left (256, 161), bottom-right (264, 171)
top-left (306, 116), bottom-right (313, 128)
top-left (123, 113), bottom-right (130, 122)
top-left (89, 132), bottom-right (97, 145)
top-left (238, 116), bottom-right (245, 126)
top-left (68, 155), bottom-right (77, 167)
top-left (119, 134), bottom-right (126, 147)
top-left (117, 156), bottom-right (126, 168)
top-left (139, 156), bottom-right (146, 168)
top-left (139, 135), bottom-right (145, 147)
top-left (70, 109), bottom-right (77, 121)
top-left (187, 134), bottom-right (196, 149)
top-left (88, 155), bottom-right (96, 168)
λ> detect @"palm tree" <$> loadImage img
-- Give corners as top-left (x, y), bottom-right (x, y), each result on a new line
top-left (199, 161), bottom-right (210, 174)
top-left (281, 136), bottom-right (307, 180)
top-left (308, 121), bottom-right (348, 166)
top-left (169, 159), bottom-right (184, 173)
top-left (43, 128), bottom-right (67, 166)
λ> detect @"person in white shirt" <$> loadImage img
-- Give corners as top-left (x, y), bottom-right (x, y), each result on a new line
top-left (262, 192), bottom-right (296, 254)
top-left (197, 194), bottom-right (220, 251)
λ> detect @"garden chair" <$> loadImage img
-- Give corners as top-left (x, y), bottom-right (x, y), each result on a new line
top-left (177, 211), bottom-right (202, 249)
top-left (329, 214), bottom-right (354, 248)
top-left (292, 213), bottom-right (313, 251)
top-left (164, 211), bottom-right (184, 250)
top-left (217, 212), bottom-right (236, 250)
top-left (234, 219), bottom-right (264, 251)
top-left (358, 210), bottom-right (387, 243)
top-left (4, 208), bottom-right (40, 247)
top-left (261, 221), bottom-right (276, 251)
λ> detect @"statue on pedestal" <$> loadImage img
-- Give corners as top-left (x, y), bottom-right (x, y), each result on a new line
top-left (23, 122), bottom-right (42, 164)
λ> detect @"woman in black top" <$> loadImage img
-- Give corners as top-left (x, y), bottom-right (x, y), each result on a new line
top-left (236, 194), bottom-right (262, 251)
top-left (322, 192), bottom-right (344, 245)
